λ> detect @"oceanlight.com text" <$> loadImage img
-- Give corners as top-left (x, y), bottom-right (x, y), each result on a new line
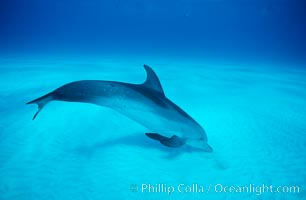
top-left (214, 183), bottom-right (300, 196)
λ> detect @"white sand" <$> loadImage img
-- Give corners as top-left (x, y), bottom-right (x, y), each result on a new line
top-left (0, 55), bottom-right (305, 199)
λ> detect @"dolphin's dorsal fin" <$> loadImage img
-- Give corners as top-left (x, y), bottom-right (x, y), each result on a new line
top-left (142, 65), bottom-right (165, 95)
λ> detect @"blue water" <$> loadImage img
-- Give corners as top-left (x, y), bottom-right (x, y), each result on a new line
top-left (1, 1), bottom-right (306, 200)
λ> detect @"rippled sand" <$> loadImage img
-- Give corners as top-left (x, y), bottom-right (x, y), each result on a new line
top-left (0, 56), bottom-right (305, 199)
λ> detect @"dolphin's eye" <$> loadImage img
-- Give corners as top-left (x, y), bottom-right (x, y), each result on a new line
top-left (110, 83), bottom-right (115, 87)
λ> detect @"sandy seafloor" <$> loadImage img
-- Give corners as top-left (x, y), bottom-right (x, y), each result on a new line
top-left (0, 55), bottom-right (305, 200)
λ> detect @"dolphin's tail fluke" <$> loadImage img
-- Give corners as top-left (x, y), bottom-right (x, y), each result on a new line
top-left (26, 92), bottom-right (54, 120)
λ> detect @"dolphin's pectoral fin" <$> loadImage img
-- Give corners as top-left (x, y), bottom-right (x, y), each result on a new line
top-left (145, 133), bottom-right (186, 148)
top-left (160, 135), bottom-right (186, 148)
top-left (145, 133), bottom-right (167, 141)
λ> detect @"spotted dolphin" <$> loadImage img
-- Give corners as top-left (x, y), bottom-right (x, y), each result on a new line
top-left (27, 65), bottom-right (213, 152)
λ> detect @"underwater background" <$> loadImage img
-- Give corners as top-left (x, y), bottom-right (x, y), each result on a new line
top-left (0, 0), bottom-right (305, 199)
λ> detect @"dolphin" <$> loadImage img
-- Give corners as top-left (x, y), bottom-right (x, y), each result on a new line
top-left (27, 65), bottom-right (213, 152)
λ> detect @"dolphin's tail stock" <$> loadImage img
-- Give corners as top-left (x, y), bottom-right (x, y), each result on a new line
top-left (26, 92), bottom-right (54, 120)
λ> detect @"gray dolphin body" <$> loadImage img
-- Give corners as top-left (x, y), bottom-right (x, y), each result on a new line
top-left (27, 65), bottom-right (213, 152)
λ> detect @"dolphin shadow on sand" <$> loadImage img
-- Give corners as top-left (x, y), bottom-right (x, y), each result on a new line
top-left (75, 133), bottom-right (208, 160)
